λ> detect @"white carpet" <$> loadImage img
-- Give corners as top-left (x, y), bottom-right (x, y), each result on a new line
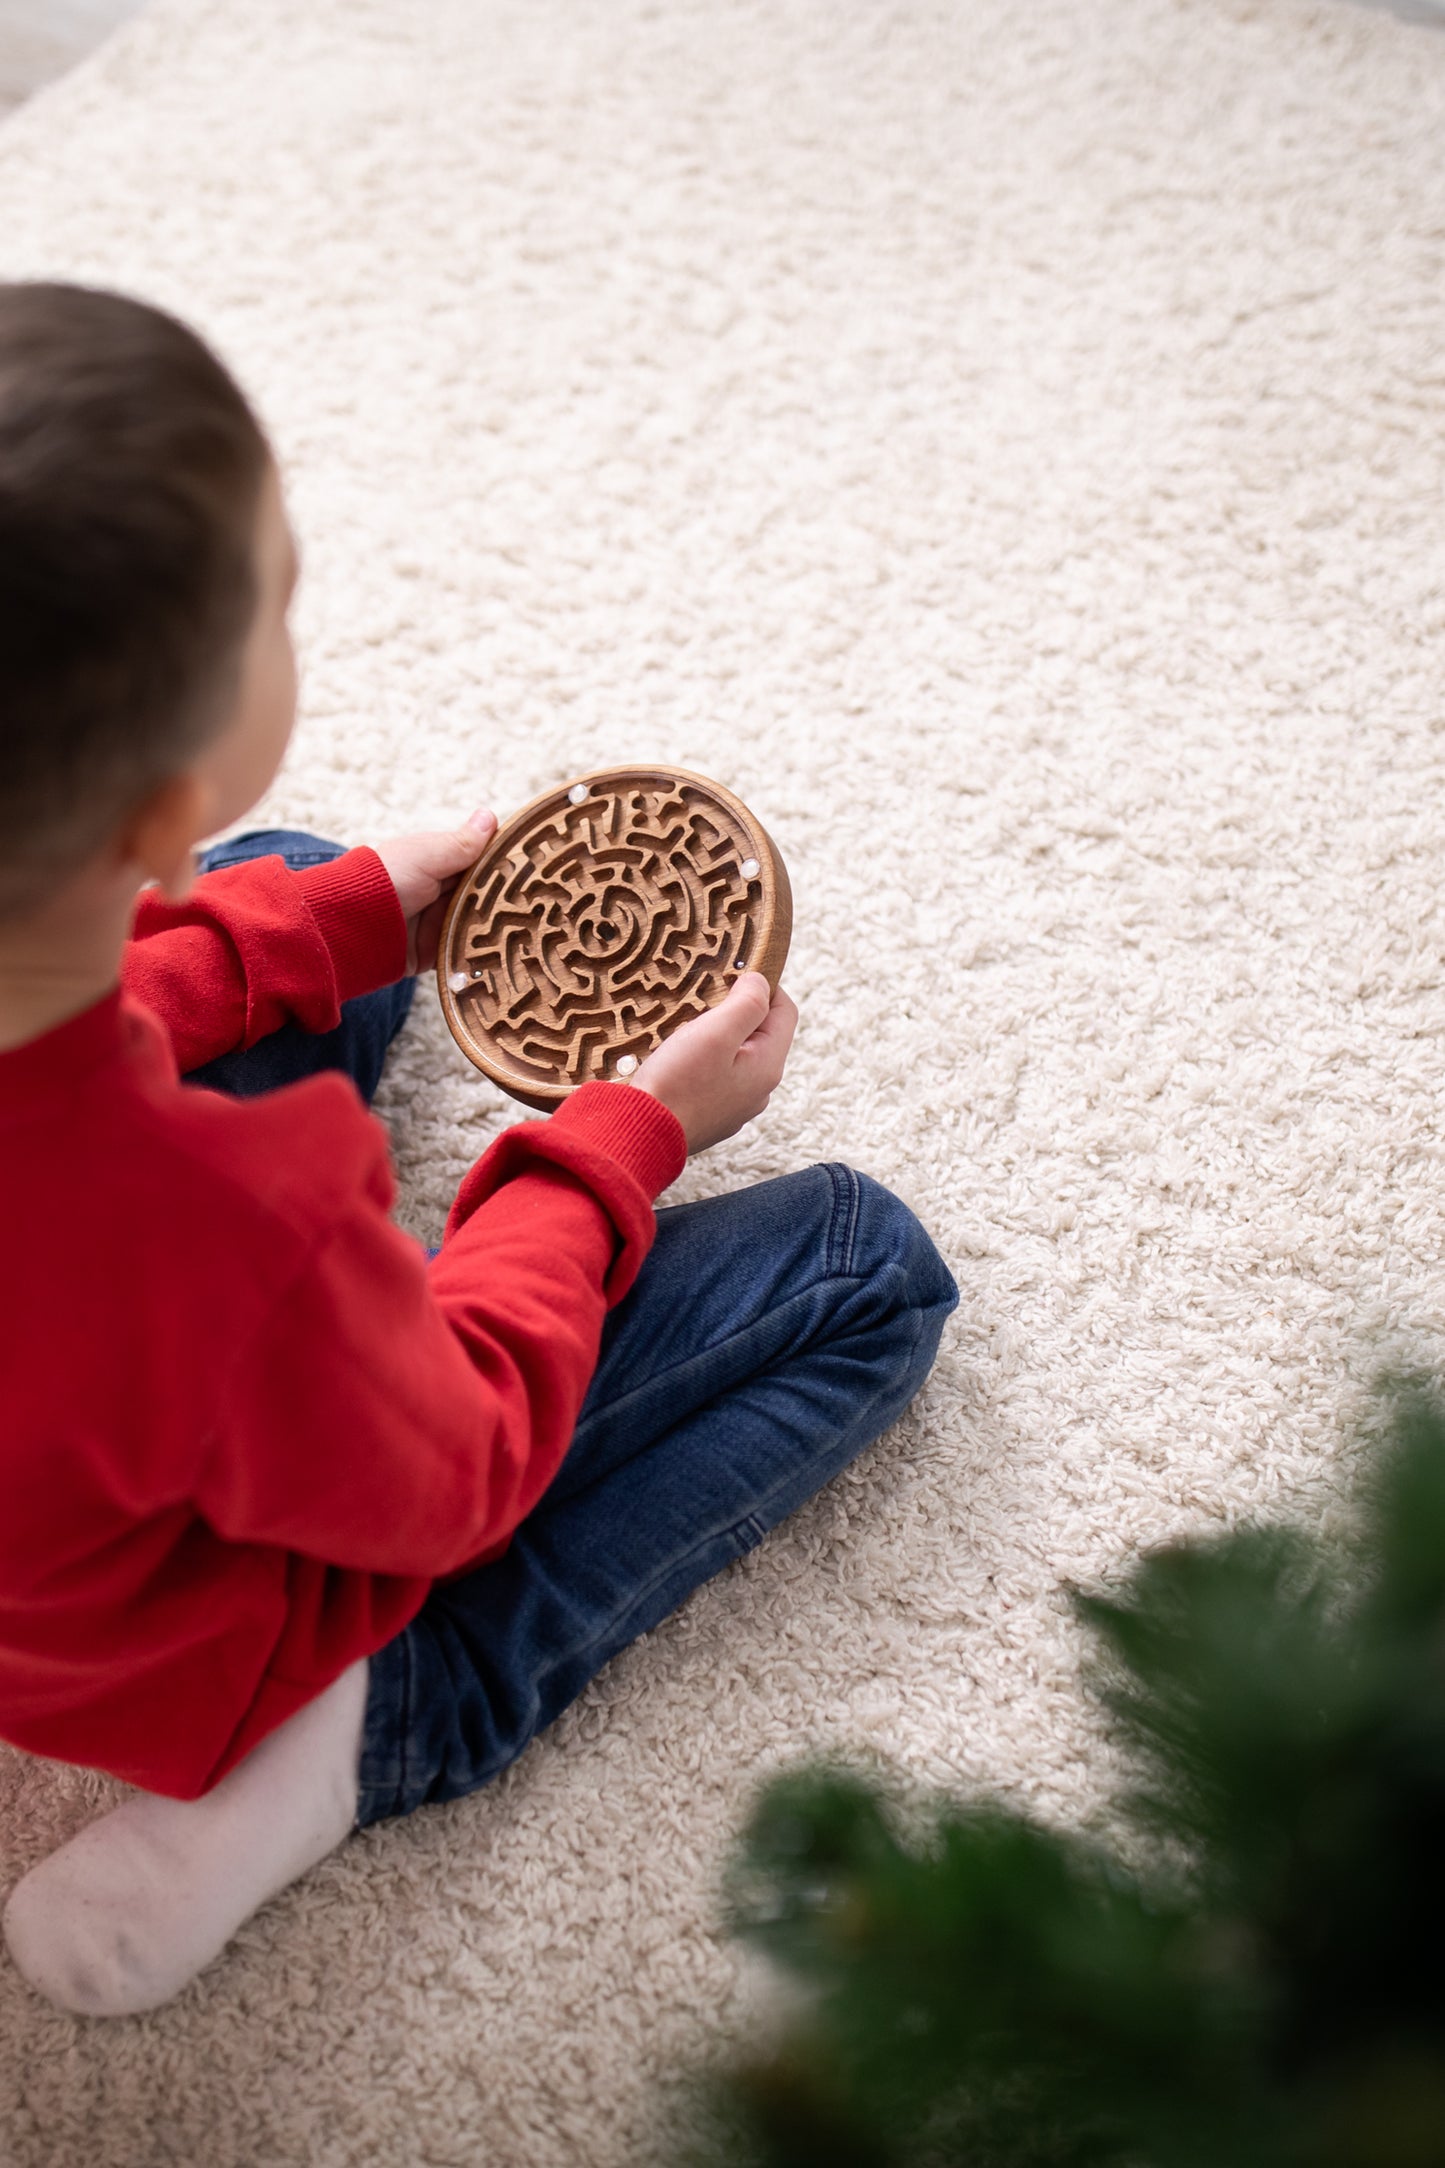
top-left (2, 0), bottom-right (1444, 2157)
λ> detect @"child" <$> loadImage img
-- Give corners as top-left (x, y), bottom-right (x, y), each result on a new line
top-left (0, 282), bottom-right (958, 2018)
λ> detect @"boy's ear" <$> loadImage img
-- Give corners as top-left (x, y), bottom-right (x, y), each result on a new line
top-left (114, 772), bottom-right (216, 901)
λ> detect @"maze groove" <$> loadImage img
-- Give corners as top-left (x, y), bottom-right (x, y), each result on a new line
top-left (438, 767), bottom-right (791, 1109)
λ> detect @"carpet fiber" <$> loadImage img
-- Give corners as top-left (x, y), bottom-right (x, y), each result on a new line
top-left (2, 0), bottom-right (1444, 2158)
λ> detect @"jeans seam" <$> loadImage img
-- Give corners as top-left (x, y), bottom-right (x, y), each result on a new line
top-left (516, 1506), bottom-right (766, 1687)
top-left (393, 1628), bottom-right (414, 1820)
top-left (204, 851), bottom-right (335, 871)
top-left (569, 1168), bottom-right (865, 1454)
top-left (200, 830), bottom-right (346, 875)
top-left (359, 1628), bottom-right (415, 1827)
top-left (825, 1162), bottom-right (861, 1278)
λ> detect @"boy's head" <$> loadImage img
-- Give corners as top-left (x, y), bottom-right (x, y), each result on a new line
top-left (0, 282), bottom-right (298, 922)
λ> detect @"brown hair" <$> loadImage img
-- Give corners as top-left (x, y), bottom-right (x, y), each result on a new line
top-left (0, 282), bottom-right (270, 918)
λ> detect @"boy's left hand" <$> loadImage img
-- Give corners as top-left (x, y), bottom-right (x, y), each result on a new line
top-left (374, 810), bottom-right (497, 975)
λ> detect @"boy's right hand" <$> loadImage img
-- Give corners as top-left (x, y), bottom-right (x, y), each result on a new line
top-left (631, 973), bottom-right (798, 1155)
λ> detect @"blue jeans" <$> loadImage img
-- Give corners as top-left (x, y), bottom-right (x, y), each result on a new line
top-left (190, 829), bottom-right (417, 1099)
top-left (194, 830), bottom-right (960, 1829)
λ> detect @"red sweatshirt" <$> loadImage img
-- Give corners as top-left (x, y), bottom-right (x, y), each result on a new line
top-left (0, 847), bottom-right (686, 1799)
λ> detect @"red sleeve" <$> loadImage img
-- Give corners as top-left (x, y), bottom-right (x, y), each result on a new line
top-left (192, 1083), bottom-right (687, 1575)
top-left (122, 848), bottom-right (409, 1073)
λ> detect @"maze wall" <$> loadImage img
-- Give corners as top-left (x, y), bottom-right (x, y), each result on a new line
top-left (440, 770), bottom-right (787, 1103)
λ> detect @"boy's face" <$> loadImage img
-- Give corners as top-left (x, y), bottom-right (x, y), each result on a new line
top-left (193, 459), bottom-right (300, 837)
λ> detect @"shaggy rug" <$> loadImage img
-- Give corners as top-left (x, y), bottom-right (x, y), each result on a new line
top-left (2, 0), bottom-right (1443, 2159)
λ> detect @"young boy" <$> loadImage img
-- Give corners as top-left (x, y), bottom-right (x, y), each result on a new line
top-left (0, 282), bottom-right (958, 2018)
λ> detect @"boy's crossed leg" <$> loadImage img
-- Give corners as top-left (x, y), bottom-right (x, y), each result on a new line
top-left (358, 1159), bottom-right (957, 1823)
top-left (3, 830), bottom-right (958, 2014)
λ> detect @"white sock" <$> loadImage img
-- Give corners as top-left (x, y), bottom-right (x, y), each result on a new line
top-left (2, 1658), bottom-right (370, 2018)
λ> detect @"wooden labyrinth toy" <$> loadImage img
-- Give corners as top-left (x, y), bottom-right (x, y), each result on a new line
top-left (437, 766), bottom-right (792, 1110)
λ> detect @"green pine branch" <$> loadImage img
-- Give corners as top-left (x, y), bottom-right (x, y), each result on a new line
top-left (682, 1390), bottom-right (1445, 2168)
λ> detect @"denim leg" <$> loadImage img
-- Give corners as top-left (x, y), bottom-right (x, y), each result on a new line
top-left (355, 1165), bottom-right (958, 1826)
top-left (184, 828), bottom-right (415, 1105)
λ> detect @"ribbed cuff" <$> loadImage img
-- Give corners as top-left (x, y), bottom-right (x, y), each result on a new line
top-left (546, 1081), bottom-right (688, 1202)
top-left (441, 1080), bottom-right (688, 1305)
top-left (293, 848), bottom-right (410, 1004)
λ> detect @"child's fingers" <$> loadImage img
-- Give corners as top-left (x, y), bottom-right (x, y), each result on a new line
top-left (742, 985), bottom-right (798, 1051)
top-left (738, 986), bottom-right (797, 1086)
top-left (421, 813), bottom-right (497, 877)
top-left (695, 971), bottom-right (773, 1053)
top-left (432, 813), bottom-right (496, 876)
top-left (632, 974), bottom-right (794, 1152)
top-left (375, 814), bottom-right (497, 917)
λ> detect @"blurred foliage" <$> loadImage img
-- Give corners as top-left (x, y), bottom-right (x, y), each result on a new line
top-left (685, 1391), bottom-right (1445, 2168)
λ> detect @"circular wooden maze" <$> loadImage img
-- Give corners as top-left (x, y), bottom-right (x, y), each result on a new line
top-left (437, 766), bottom-right (792, 1109)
